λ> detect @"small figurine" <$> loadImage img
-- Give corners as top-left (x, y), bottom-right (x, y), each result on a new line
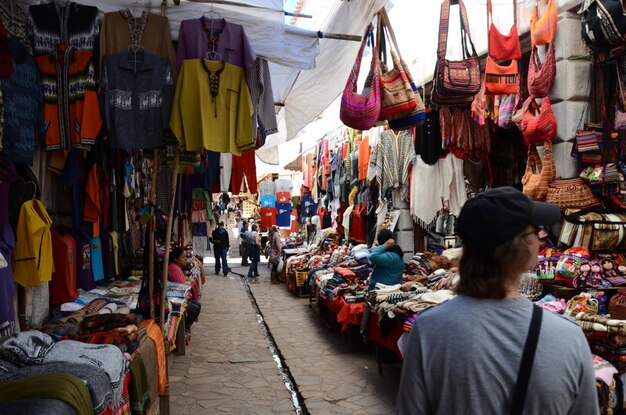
top-left (602, 258), bottom-right (618, 280)
top-left (588, 260), bottom-right (604, 288)
top-left (573, 261), bottom-right (592, 289)
top-left (618, 263), bottom-right (626, 278)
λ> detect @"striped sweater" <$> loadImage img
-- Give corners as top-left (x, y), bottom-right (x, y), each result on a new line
top-left (35, 46), bottom-right (102, 150)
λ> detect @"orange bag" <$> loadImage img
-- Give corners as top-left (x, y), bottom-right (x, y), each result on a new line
top-left (484, 57), bottom-right (519, 95)
top-left (530, 0), bottom-right (557, 46)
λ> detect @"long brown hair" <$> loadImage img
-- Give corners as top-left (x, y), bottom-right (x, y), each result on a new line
top-left (455, 234), bottom-right (533, 299)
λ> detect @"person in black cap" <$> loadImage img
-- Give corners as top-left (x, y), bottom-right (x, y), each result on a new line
top-left (397, 187), bottom-right (598, 415)
top-left (210, 221), bottom-right (230, 276)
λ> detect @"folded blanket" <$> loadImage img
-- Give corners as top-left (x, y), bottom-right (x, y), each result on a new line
top-left (0, 373), bottom-right (93, 415)
top-left (0, 362), bottom-right (113, 415)
top-left (0, 331), bottom-right (55, 366)
top-left (81, 313), bottom-right (138, 334)
top-left (129, 354), bottom-right (151, 415)
top-left (44, 340), bottom-right (127, 405)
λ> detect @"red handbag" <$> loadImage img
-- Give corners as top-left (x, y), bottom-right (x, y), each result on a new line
top-left (528, 43), bottom-right (556, 98)
top-left (487, 0), bottom-right (522, 60)
top-left (519, 97), bottom-right (557, 145)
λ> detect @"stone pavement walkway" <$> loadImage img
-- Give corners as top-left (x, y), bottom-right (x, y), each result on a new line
top-left (168, 257), bottom-right (401, 415)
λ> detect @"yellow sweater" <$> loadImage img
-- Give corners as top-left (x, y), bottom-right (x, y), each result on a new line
top-left (13, 200), bottom-right (54, 288)
top-left (170, 59), bottom-right (254, 155)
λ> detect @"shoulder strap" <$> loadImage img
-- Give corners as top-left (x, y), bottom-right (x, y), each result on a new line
top-left (437, 0), bottom-right (451, 59)
top-left (511, 305), bottom-right (543, 415)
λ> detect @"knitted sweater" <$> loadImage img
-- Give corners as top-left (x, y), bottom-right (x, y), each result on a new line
top-left (35, 46), bottom-right (102, 150)
top-left (28, 1), bottom-right (99, 56)
top-left (1, 37), bottom-right (44, 164)
top-left (102, 51), bottom-right (173, 150)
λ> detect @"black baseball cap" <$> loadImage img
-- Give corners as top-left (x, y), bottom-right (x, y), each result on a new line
top-left (456, 187), bottom-right (561, 250)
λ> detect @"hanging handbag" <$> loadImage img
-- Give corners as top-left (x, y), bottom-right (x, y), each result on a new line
top-left (579, 0), bottom-right (626, 51)
top-left (487, 0), bottom-right (522, 60)
top-left (527, 43), bottom-right (556, 98)
top-left (484, 57), bottom-right (519, 95)
top-left (376, 9), bottom-right (425, 129)
top-left (377, 10), bottom-right (419, 122)
top-left (559, 207), bottom-right (626, 251)
top-left (519, 97), bottom-right (557, 145)
top-left (431, 0), bottom-right (481, 107)
top-left (522, 140), bottom-right (555, 201)
top-left (546, 177), bottom-right (602, 210)
top-left (531, 0), bottom-right (558, 46)
top-left (615, 105), bottom-right (626, 132)
top-left (339, 24), bottom-right (382, 130)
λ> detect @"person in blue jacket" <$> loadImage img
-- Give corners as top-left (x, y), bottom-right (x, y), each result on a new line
top-left (368, 229), bottom-right (405, 290)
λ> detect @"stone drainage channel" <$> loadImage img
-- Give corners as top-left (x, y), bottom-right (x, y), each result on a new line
top-left (230, 270), bottom-right (309, 415)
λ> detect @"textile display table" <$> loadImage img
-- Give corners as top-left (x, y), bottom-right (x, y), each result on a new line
top-left (368, 312), bottom-right (405, 375)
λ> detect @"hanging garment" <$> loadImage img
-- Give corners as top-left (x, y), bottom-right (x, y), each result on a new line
top-left (83, 164), bottom-right (101, 238)
top-left (35, 46), bottom-right (102, 151)
top-left (260, 194), bottom-right (276, 207)
top-left (0, 155), bottom-right (15, 226)
top-left (220, 153), bottom-right (233, 192)
top-left (170, 60), bottom-right (255, 155)
top-left (73, 232), bottom-right (94, 291)
top-left (342, 204), bottom-right (355, 240)
top-left (0, 224), bottom-right (15, 337)
top-left (249, 57), bottom-right (278, 135)
top-left (487, 0), bottom-right (522, 60)
top-left (176, 17), bottom-right (255, 80)
top-left (99, 9), bottom-right (177, 79)
top-left (410, 153), bottom-right (467, 230)
top-left (276, 203), bottom-right (292, 228)
top-left (358, 135), bottom-right (371, 181)
top-left (0, 1), bottom-right (31, 55)
top-left (414, 109), bottom-right (446, 165)
top-left (260, 207), bottom-right (277, 228)
top-left (49, 227), bottom-right (79, 304)
top-left (102, 51), bottom-right (174, 150)
top-left (231, 149), bottom-right (258, 194)
top-left (13, 199), bottom-right (53, 287)
top-left (372, 129), bottom-right (414, 201)
top-left (259, 181), bottom-right (276, 196)
top-left (29, 1), bottom-right (99, 56)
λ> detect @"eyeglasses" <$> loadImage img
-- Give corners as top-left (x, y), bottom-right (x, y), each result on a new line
top-left (521, 225), bottom-right (543, 238)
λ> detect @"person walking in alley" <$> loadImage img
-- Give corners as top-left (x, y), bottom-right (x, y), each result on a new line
top-left (210, 221), bottom-right (230, 276)
top-left (238, 217), bottom-right (249, 266)
top-left (396, 187), bottom-right (598, 415)
top-left (246, 224), bottom-right (261, 279)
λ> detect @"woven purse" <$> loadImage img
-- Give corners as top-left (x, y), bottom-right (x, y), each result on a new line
top-left (498, 94), bottom-right (517, 129)
top-left (431, 0), bottom-right (481, 106)
top-left (484, 57), bottom-right (519, 95)
top-left (528, 43), bottom-right (556, 98)
top-left (339, 24), bottom-right (381, 130)
top-left (546, 177), bottom-right (602, 210)
top-left (522, 140), bottom-right (555, 201)
top-left (519, 97), bottom-right (557, 145)
top-left (530, 0), bottom-right (558, 46)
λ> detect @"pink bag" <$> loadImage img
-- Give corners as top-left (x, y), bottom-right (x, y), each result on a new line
top-left (340, 24), bottom-right (382, 130)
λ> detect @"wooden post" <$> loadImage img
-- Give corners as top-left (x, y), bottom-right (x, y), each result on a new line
top-left (148, 148), bottom-right (159, 320)
top-left (160, 147), bottom-right (180, 330)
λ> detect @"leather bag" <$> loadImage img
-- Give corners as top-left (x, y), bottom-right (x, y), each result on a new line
top-left (518, 97), bottom-right (557, 145)
top-left (528, 43), bottom-right (556, 98)
top-left (522, 140), bottom-right (555, 201)
top-left (377, 11), bottom-right (419, 122)
top-left (487, 0), bottom-right (522, 60)
top-left (531, 0), bottom-right (558, 46)
top-left (431, 0), bottom-right (481, 107)
top-left (484, 56), bottom-right (519, 95)
top-left (339, 24), bottom-right (382, 130)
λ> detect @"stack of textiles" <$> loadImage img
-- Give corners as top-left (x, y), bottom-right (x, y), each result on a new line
top-left (368, 282), bottom-right (455, 320)
top-left (0, 331), bottom-right (128, 412)
top-left (575, 313), bottom-right (626, 373)
top-left (592, 354), bottom-right (618, 415)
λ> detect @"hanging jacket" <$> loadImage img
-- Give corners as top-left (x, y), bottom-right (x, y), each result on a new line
top-left (13, 199), bottom-right (53, 287)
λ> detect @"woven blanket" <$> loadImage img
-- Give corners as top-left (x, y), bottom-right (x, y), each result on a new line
top-left (0, 361), bottom-right (113, 415)
top-left (44, 340), bottom-right (127, 406)
top-left (129, 353), bottom-right (150, 415)
top-left (0, 331), bottom-right (54, 366)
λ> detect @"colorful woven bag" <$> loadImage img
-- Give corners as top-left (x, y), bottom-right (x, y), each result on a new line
top-left (546, 177), bottom-right (602, 210)
top-left (339, 24), bottom-right (381, 130)
top-left (497, 94), bottom-right (517, 129)
top-left (531, 0), bottom-right (558, 46)
top-left (487, 0), bottom-right (522, 60)
top-left (431, 0), bottom-right (481, 107)
top-left (522, 140), bottom-right (555, 201)
top-left (484, 57), bottom-right (519, 95)
top-left (519, 97), bottom-right (557, 145)
top-left (528, 43), bottom-right (556, 98)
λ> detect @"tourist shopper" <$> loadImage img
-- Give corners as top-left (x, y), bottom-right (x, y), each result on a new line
top-left (210, 221), bottom-right (230, 276)
top-left (167, 248), bottom-right (201, 333)
top-left (396, 187), bottom-right (598, 415)
top-left (246, 224), bottom-right (261, 278)
top-left (268, 225), bottom-right (282, 282)
top-left (368, 229), bottom-right (405, 291)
